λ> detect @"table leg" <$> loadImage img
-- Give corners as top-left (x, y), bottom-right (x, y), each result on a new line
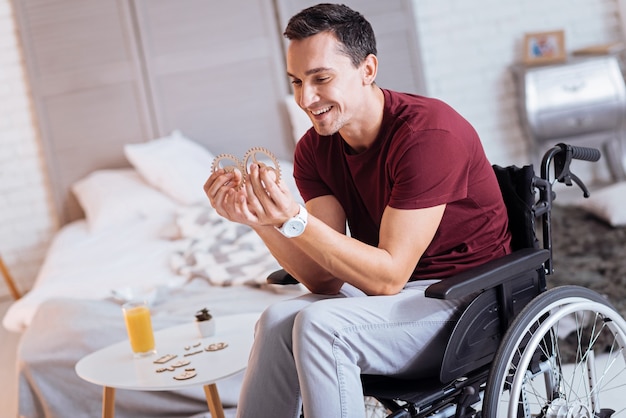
top-left (0, 255), bottom-right (21, 300)
top-left (203, 383), bottom-right (225, 418)
top-left (102, 386), bottom-right (116, 418)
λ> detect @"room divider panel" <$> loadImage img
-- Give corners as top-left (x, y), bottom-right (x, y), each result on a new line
top-left (12, 0), bottom-right (425, 225)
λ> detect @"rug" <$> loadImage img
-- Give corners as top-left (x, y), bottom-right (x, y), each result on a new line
top-left (547, 205), bottom-right (626, 318)
top-left (542, 205), bottom-right (626, 363)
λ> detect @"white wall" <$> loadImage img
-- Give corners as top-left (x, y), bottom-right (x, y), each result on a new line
top-left (0, 0), bottom-right (622, 297)
top-left (0, 0), bottom-right (57, 298)
top-left (412, 0), bottom-right (623, 167)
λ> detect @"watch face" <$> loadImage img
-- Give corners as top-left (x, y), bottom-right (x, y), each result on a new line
top-left (285, 219), bottom-right (305, 237)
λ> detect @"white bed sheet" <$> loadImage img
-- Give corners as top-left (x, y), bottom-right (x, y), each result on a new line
top-left (3, 216), bottom-right (183, 332)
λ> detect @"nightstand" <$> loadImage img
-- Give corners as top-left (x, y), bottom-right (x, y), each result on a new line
top-left (514, 55), bottom-right (626, 181)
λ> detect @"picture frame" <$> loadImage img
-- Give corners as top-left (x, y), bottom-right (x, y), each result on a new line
top-left (523, 30), bottom-right (566, 65)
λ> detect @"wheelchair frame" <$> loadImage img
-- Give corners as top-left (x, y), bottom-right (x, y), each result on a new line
top-left (268, 143), bottom-right (626, 418)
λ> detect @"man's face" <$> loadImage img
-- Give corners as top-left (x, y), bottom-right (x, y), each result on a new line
top-left (286, 32), bottom-right (365, 137)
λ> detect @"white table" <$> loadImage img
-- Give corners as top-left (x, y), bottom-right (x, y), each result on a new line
top-left (75, 312), bottom-right (259, 418)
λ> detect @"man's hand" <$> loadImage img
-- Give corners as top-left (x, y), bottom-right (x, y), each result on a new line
top-left (244, 163), bottom-right (300, 228)
top-left (204, 168), bottom-right (257, 225)
top-left (204, 163), bottom-right (299, 228)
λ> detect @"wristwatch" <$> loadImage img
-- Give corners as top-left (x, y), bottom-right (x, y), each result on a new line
top-left (276, 204), bottom-right (308, 238)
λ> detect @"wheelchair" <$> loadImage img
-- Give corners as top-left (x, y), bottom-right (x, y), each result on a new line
top-left (268, 143), bottom-right (626, 417)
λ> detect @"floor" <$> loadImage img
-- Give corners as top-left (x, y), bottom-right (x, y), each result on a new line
top-left (0, 296), bottom-right (20, 418)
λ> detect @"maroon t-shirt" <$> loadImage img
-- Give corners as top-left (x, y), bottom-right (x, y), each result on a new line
top-left (294, 89), bottom-right (511, 281)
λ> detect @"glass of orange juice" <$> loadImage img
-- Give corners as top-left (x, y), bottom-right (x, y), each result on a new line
top-left (122, 300), bottom-right (156, 358)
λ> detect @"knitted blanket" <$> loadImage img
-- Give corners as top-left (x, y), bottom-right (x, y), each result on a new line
top-left (169, 204), bottom-right (281, 286)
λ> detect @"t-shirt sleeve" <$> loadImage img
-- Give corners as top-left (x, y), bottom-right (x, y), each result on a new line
top-left (388, 129), bottom-right (471, 210)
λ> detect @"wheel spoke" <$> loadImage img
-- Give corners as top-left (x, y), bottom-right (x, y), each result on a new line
top-left (483, 287), bottom-right (626, 417)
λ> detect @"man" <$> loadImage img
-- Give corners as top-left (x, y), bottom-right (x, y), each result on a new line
top-left (204, 4), bottom-right (511, 417)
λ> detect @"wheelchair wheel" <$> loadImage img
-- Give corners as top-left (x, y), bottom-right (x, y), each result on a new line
top-left (483, 286), bottom-right (626, 417)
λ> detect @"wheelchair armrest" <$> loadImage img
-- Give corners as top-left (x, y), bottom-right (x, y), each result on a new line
top-left (424, 248), bottom-right (549, 300)
top-left (267, 248), bottom-right (550, 296)
top-left (267, 269), bottom-right (300, 285)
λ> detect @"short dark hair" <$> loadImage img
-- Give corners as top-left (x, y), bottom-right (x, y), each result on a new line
top-left (284, 3), bottom-right (377, 68)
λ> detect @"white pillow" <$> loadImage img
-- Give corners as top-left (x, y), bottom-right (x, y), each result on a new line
top-left (578, 181), bottom-right (626, 226)
top-left (72, 169), bottom-right (178, 232)
top-left (285, 96), bottom-right (312, 144)
top-left (124, 130), bottom-right (215, 205)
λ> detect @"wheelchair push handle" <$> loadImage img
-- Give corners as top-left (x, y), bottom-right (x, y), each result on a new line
top-left (568, 144), bottom-right (601, 162)
top-left (541, 143), bottom-right (601, 199)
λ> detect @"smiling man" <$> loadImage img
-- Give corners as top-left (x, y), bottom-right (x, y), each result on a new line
top-left (204, 3), bottom-right (511, 418)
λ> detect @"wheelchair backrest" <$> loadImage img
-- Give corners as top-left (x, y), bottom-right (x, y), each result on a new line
top-left (492, 164), bottom-right (539, 251)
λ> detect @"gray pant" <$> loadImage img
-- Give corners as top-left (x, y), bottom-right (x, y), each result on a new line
top-left (236, 281), bottom-right (469, 418)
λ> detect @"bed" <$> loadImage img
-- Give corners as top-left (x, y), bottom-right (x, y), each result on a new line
top-left (3, 130), bottom-right (307, 418)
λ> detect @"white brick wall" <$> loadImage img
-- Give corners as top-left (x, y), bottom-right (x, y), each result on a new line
top-left (0, 0), bottom-right (623, 298)
top-left (412, 0), bottom-right (623, 168)
top-left (0, 0), bottom-right (57, 298)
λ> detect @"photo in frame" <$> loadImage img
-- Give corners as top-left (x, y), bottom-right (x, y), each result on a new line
top-left (523, 30), bottom-right (566, 65)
